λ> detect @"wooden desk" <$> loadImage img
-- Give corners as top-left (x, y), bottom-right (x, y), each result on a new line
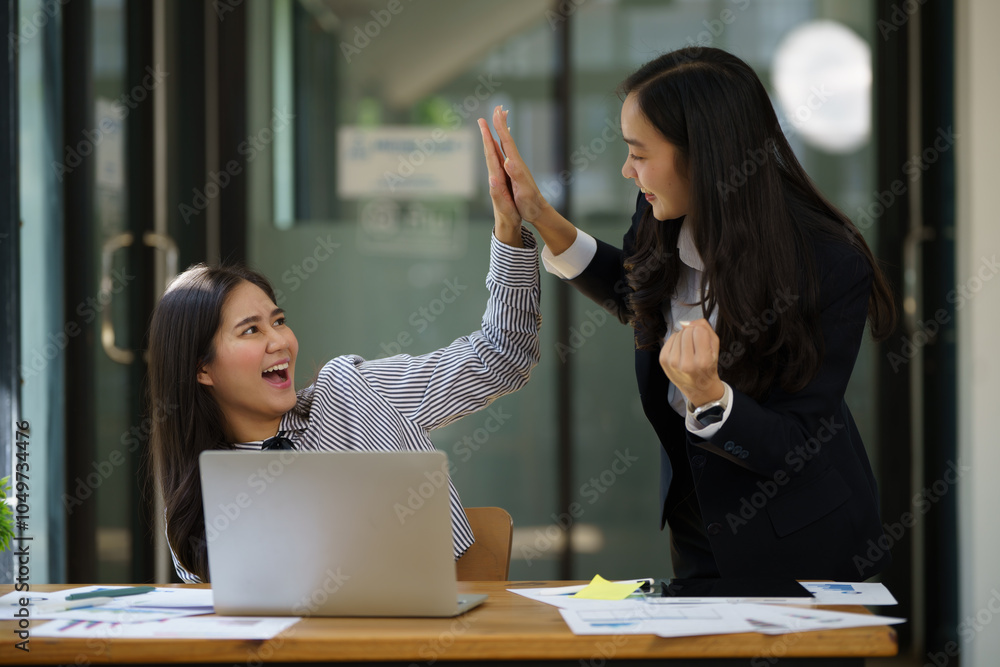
top-left (1, 582), bottom-right (897, 665)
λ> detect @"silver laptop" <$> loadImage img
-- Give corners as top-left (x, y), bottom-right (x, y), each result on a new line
top-left (199, 450), bottom-right (487, 617)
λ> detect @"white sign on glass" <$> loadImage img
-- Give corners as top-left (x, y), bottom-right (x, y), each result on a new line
top-left (337, 126), bottom-right (476, 199)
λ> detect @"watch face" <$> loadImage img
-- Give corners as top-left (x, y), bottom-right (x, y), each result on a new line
top-left (696, 405), bottom-right (725, 425)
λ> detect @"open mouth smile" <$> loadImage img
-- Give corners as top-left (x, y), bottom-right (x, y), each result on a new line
top-left (262, 361), bottom-right (290, 386)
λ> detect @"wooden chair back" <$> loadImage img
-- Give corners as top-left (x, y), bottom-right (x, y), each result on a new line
top-left (456, 507), bottom-right (513, 581)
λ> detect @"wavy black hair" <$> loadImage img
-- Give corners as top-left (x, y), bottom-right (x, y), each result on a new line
top-left (619, 47), bottom-right (895, 399)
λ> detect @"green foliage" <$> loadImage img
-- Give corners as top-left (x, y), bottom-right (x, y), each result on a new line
top-left (0, 476), bottom-right (13, 553)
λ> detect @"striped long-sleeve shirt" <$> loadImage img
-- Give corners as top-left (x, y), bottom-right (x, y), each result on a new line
top-left (171, 228), bottom-right (541, 583)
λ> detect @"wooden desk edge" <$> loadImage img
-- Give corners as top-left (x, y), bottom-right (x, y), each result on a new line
top-left (0, 582), bottom-right (899, 664)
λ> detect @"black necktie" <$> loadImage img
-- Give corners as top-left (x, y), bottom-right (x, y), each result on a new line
top-left (261, 436), bottom-right (295, 451)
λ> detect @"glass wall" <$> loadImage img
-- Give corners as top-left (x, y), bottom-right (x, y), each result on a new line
top-left (247, 0), bottom-right (878, 580)
top-left (89, 0), bottom-right (133, 584)
top-left (17, 0), bottom-right (66, 583)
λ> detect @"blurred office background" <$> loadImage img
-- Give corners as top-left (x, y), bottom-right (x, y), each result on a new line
top-left (5, 1), bottom-right (1000, 665)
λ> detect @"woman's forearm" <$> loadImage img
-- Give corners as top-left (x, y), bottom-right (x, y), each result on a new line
top-left (528, 202), bottom-right (579, 256)
top-left (493, 220), bottom-right (524, 248)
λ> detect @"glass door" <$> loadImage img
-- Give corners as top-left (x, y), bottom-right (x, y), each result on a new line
top-left (56, 0), bottom-right (178, 583)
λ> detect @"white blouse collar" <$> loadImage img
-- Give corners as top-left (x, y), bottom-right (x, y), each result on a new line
top-left (677, 218), bottom-right (705, 272)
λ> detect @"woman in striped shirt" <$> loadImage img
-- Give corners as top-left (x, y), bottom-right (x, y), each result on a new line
top-left (148, 133), bottom-right (540, 583)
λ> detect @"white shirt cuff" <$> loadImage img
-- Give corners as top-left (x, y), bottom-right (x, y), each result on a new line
top-left (540, 230), bottom-right (597, 280)
top-left (685, 382), bottom-right (733, 438)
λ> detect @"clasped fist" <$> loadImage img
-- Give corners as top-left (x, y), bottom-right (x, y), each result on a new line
top-left (659, 319), bottom-right (725, 408)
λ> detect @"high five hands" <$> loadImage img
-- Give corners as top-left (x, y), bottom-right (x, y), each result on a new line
top-left (479, 107), bottom-right (723, 405)
top-left (660, 319), bottom-right (726, 408)
top-left (477, 106), bottom-right (553, 229)
top-left (478, 108), bottom-right (519, 238)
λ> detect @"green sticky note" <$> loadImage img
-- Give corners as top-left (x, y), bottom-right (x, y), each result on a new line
top-left (572, 575), bottom-right (643, 600)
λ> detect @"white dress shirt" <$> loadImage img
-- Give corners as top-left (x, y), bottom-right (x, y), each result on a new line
top-left (541, 221), bottom-right (733, 436)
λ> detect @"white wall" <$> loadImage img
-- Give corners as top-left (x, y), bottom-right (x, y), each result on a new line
top-left (956, 1), bottom-right (1000, 666)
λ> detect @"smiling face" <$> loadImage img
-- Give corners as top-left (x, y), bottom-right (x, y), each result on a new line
top-left (620, 92), bottom-right (691, 222)
top-left (197, 280), bottom-right (299, 443)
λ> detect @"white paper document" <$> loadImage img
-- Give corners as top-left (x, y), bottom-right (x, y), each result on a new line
top-left (32, 615), bottom-right (299, 639)
top-left (509, 584), bottom-right (904, 639)
top-left (728, 603), bottom-right (906, 634)
top-left (558, 601), bottom-right (905, 638)
top-left (1, 586), bottom-right (214, 622)
top-left (559, 603), bottom-right (761, 638)
top-left (798, 582), bottom-right (898, 606)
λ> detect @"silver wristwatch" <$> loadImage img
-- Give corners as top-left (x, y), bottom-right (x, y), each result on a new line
top-left (690, 392), bottom-right (728, 426)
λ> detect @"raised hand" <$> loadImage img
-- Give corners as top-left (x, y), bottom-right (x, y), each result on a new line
top-left (488, 106), bottom-right (550, 222)
top-left (481, 106), bottom-right (579, 255)
top-left (478, 114), bottom-right (522, 247)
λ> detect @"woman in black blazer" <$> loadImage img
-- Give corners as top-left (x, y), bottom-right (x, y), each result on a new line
top-left (478, 47), bottom-right (896, 581)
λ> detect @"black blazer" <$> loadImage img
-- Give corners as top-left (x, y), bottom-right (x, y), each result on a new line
top-left (567, 193), bottom-right (890, 581)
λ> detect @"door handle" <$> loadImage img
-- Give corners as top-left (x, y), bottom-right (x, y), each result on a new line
top-left (142, 231), bottom-right (179, 294)
top-left (902, 225), bottom-right (934, 335)
top-left (100, 231), bottom-right (180, 364)
top-left (101, 232), bottom-right (136, 364)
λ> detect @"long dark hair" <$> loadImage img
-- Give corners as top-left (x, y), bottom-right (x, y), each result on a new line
top-left (148, 263), bottom-right (277, 582)
top-left (619, 47), bottom-right (895, 399)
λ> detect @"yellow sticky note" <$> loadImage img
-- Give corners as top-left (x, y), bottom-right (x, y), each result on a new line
top-left (572, 575), bottom-right (643, 600)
